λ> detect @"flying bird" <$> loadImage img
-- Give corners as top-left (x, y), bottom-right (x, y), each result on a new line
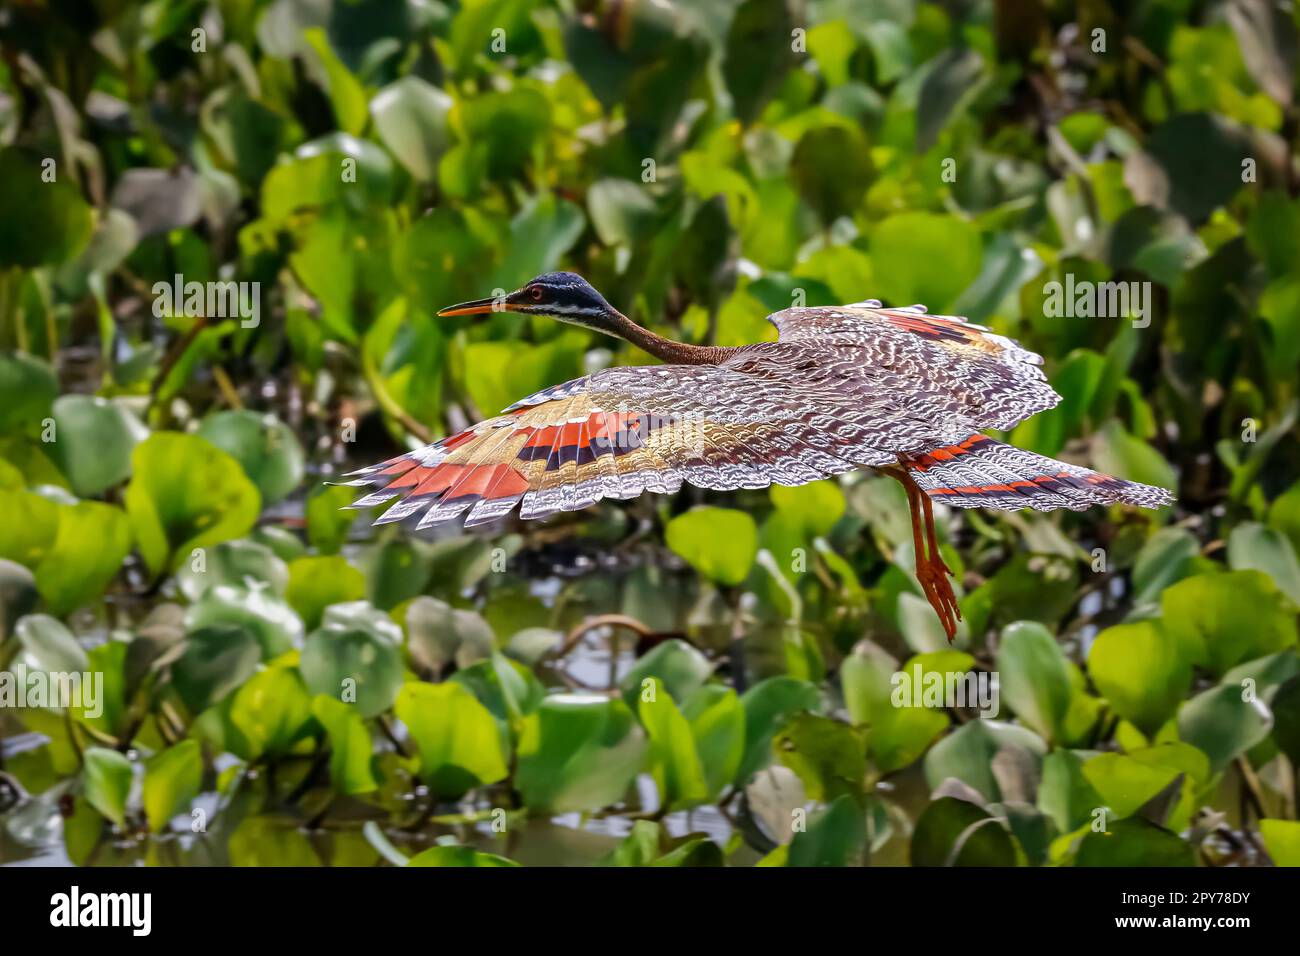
top-left (342, 272), bottom-right (1174, 641)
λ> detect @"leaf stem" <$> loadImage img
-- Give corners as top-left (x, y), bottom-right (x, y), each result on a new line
top-left (360, 347), bottom-right (433, 444)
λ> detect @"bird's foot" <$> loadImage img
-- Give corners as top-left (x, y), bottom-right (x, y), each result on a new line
top-left (916, 556), bottom-right (962, 643)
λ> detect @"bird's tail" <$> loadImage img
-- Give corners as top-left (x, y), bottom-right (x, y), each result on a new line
top-left (901, 434), bottom-right (1174, 512)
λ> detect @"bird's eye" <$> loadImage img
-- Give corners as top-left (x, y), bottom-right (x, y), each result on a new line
top-left (529, 286), bottom-right (544, 302)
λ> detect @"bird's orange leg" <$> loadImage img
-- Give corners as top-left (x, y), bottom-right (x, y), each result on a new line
top-left (919, 488), bottom-right (951, 577)
top-left (894, 470), bottom-right (961, 643)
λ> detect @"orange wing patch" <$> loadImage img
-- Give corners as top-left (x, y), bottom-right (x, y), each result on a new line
top-left (902, 434), bottom-right (992, 470)
top-left (878, 310), bottom-right (1000, 353)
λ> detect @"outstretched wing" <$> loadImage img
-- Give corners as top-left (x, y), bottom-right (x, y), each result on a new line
top-left (901, 434), bottom-right (1174, 511)
top-left (340, 362), bottom-right (970, 529)
top-left (765, 303), bottom-right (1059, 431)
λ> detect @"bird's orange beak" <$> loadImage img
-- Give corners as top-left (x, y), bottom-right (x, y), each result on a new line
top-left (437, 295), bottom-right (513, 317)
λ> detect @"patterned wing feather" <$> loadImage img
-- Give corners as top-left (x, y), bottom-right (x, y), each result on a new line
top-left (765, 303), bottom-right (1059, 431)
top-left (902, 435), bottom-right (1174, 511)
top-left (340, 363), bottom-right (922, 528)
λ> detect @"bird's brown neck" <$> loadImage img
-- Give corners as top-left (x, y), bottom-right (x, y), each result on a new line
top-left (608, 311), bottom-right (734, 365)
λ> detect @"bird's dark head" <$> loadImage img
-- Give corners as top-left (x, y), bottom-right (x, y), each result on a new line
top-left (438, 272), bottom-right (621, 332)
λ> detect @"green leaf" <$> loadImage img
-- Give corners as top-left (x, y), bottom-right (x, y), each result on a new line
top-left (184, 584), bottom-right (304, 660)
top-left (1177, 684), bottom-right (1272, 773)
top-left (1161, 571), bottom-right (1297, 676)
top-left (735, 676), bottom-right (821, 784)
top-left (491, 193), bottom-right (586, 290)
top-left (0, 489), bottom-right (59, 568)
top-left (0, 436), bottom-right (66, 488)
top-left (840, 642), bottom-right (949, 773)
top-left (1082, 752), bottom-right (1184, 820)
top-left (869, 212), bottom-right (981, 311)
top-left (601, 820), bottom-right (663, 866)
top-left (62, 795), bottom-right (105, 865)
top-left (170, 624), bottom-right (262, 714)
top-left (15, 612), bottom-right (88, 673)
top-left (447, 0), bottom-right (541, 74)
top-left (515, 694), bottom-right (646, 813)
top-left (923, 720), bottom-right (1046, 803)
top-left (1260, 819), bottom-right (1300, 867)
top-left (405, 595), bottom-right (494, 675)
top-left (143, 739), bottom-right (201, 832)
top-left (0, 353), bottom-right (57, 437)
top-left (124, 604), bottom-right (185, 702)
top-left (0, 492), bottom-right (133, 614)
top-left (460, 336), bottom-right (586, 426)
top-left (48, 395), bottom-right (145, 496)
top-left (790, 125), bottom-right (874, 225)
top-left (82, 747), bottom-right (133, 827)
top-left (665, 507), bottom-right (758, 586)
top-left (587, 178), bottom-right (659, 247)
top-left (311, 695), bottom-right (378, 795)
top-left (124, 432), bottom-right (260, 576)
top-left (306, 484), bottom-right (357, 554)
top-left (1131, 526), bottom-right (1202, 605)
top-left (773, 712), bottom-right (867, 802)
top-left (1074, 817), bottom-right (1195, 866)
top-left (370, 77), bottom-right (452, 182)
top-left (723, 0), bottom-right (797, 124)
top-left (911, 797), bottom-right (1016, 867)
top-left (407, 845), bottom-right (520, 867)
top-left (226, 665), bottom-right (316, 761)
top-left (303, 28), bottom-right (369, 135)
top-left (0, 149), bottom-right (94, 267)
top-left (1088, 620), bottom-right (1192, 735)
top-left (364, 539), bottom-right (430, 612)
top-left (1038, 749), bottom-right (1104, 833)
top-left (263, 147), bottom-right (387, 223)
top-left (786, 794), bottom-right (868, 867)
top-left (176, 538), bottom-right (289, 602)
top-left (650, 837), bottom-right (723, 867)
top-left (456, 87), bottom-right (550, 182)
top-left (251, 525), bottom-right (306, 563)
top-left (620, 638), bottom-right (712, 710)
top-left (0, 559), bottom-right (38, 640)
top-left (1246, 192), bottom-right (1300, 277)
top-left (74, 640), bottom-right (128, 739)
top-left (1227, 522), bottom-right (1300, 605)
top-left (639, 678), bottom-right (710, 811)
top-left (806, 21), bottom-right (858, 87)
top-left (395, 681), bottom-right (508, 797)
top-left (300, 603), bottom-right (403, 719)
top-left (770, 481), bottom-right (846, 536)
top-left (197, 411), bottom-right (304, 507)
top-left (450, 652), bottom-right (545, 727)
top-left (36, 500), bottom-right (133, 615)
top-left (917, 48), bottom-right (986, 151)
top-left (285, 555), bottom-right (366, 630)
top-left (1140, 112), bottom-right (1252, 225)
top-left (1222, 651), bottom-right (1300, 693)
top-left (1273, 675), bottom-right (1300, 766)
top-left (995, 621), bottom-right (1073, 743)
top-left (681, 684), bottom-right (745, 800)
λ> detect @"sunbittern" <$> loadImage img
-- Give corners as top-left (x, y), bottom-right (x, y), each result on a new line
top-left (342, 272), bottom-right (1174, 642)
